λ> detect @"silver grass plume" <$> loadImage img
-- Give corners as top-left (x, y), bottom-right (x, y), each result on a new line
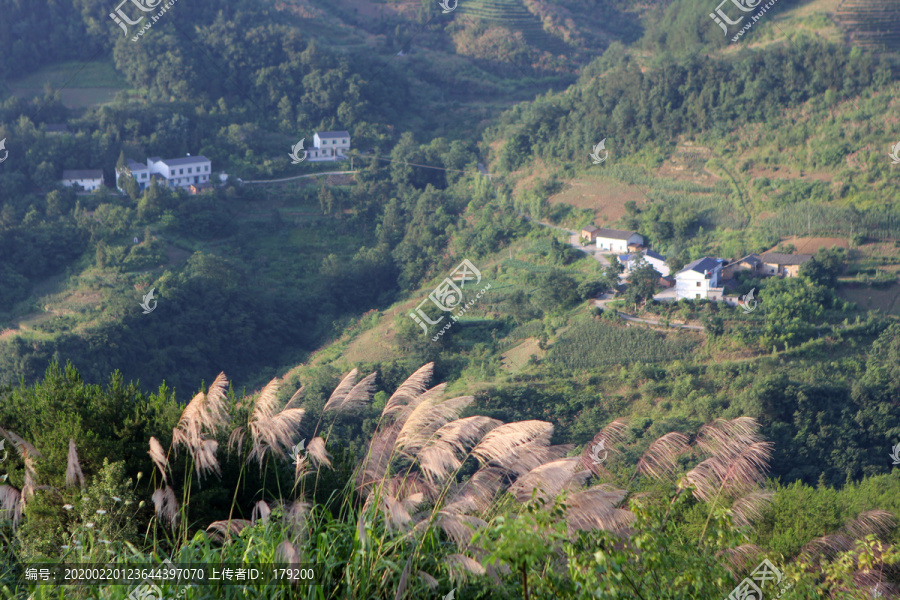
top-left (206, 519), bottom-right (251, 543)
top-left (245, 378), bottom-right (306, 468)
top-left (382, 363), bottom-right (434, 418)
top-left (148, 437), bottom-right (169, 484)
top-left (306, 437), bottom-right (332, 469)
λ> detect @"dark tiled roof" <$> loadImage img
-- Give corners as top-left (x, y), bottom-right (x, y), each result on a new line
top-left (62, 169), bottom-right (103, 180)
top-left (125, 159), bottom-right (148, 171)
top-left (636, 249), bottom-right (665, 261)
top-left (620, 249), bottom-right (665, 263)
top-left (730, 253), bottom-right (762, 265)
top-left (316, 131), bottom-right (350, 139)
top-left (678, 257), bottom-right (722, 275)
top-left (159, 155), bottom-right (210, 167)
top-left (760, 252), bottom-right (812, 265)
top-left (595, 228), bottom-right (639, 241)
top-left (582, 225), bottom-right (600, 233)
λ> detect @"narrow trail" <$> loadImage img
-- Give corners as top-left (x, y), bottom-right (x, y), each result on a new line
top-left (239, 170), bottom-right (358, 184)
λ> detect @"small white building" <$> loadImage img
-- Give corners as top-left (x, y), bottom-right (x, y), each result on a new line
top-left (675, 257), bottom-right (724, 301)
top-left (61, 170), bottom-right (104, 192)
top-left (618, 249), bottom-right (670, 277)
top-left (116, 159), bottom-right (151, 192)
top-left (308, 131), bottom-right (350, 161)
top-left (116, 155), bottom-right (212, 192)
top-left (595, 228), bottom-right (644, 253)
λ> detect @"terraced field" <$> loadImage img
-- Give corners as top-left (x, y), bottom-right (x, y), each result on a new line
top-left (456, 0), bottom-right (570, 55)
top-left (835, 0), bottom-right (900, 50)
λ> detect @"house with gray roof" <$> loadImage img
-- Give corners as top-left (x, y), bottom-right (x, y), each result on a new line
top-left (308, 131), bottom-right (350, 162)
top-left (675, 257), bottom-right (725, 301)
top-left (595, 228), bottom-right (645, 253)
top-left (618, 249), bottom-right (670, 277)
top-left (116, 154), bottom-right (212, 192)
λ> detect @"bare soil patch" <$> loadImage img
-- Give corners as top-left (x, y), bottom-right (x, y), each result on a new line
top-left (500, 338), bottom-right (543, 372)
top-left (548, 176), bottom-right (648, 226)
top-left (767, 236), bottom-right (849, 254)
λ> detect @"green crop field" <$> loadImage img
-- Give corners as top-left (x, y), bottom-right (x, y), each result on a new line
top-left (456, 0), bottom-right (571, 55)
top-left (546, 319), bottom-right (699, 369)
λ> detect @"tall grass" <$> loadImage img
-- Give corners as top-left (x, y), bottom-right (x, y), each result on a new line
top-left (3, 366), bottom-right (899, 599)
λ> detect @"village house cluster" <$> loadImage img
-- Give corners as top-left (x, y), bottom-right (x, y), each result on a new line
top-left (580, 225), bottom-right (813, 304)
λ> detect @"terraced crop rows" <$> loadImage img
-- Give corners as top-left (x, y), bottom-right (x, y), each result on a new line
top-left (456, 0), bottom-right (570, 55)
top-left (835, 0), bottom-right (900, 49)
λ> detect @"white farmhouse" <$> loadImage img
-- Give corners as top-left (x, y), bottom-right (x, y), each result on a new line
top-left (116, 155), bottom-right (212, 192)
top-left (61, 170), bottom-right (104, 192)
top-left (116, 159), bottom-right (151, 192)
top-left (595, 228), bottom-right (644, 253)
top-left (308, 131), bottom-right (350, 161)
top-left (618, 249), bottom-right (670, 277)
top-left (148, 155), bottom-right (212, 188)
top-left (675, 257), bottom-right (725, 301)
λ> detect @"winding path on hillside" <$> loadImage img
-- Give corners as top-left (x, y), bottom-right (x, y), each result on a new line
top-left (239, 170), bottom-right (358, 184)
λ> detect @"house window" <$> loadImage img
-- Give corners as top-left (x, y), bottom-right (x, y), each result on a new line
top-left (696, 294), bottom-right (701, 300)
top-left (188, 168), bottom-right (192, 174)
top-left (696, 282), bottom-right (701, 287)
top-left (179, 169), bottom-right (184, 175)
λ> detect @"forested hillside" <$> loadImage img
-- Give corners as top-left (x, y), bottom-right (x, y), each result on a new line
top-left (1, 0), bottom-right (900, 597)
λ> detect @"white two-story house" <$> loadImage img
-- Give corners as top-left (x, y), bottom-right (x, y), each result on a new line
top-left (148, 155), bottom-right (212, 188)
top-left (117, 155), bottom-right (212, 192)
top-left (307, 131), bottom-right (350, 161)
top-left (61, 170), bottom-right (104, 192)
top-left (675, 257), bottom-right (724, 301)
